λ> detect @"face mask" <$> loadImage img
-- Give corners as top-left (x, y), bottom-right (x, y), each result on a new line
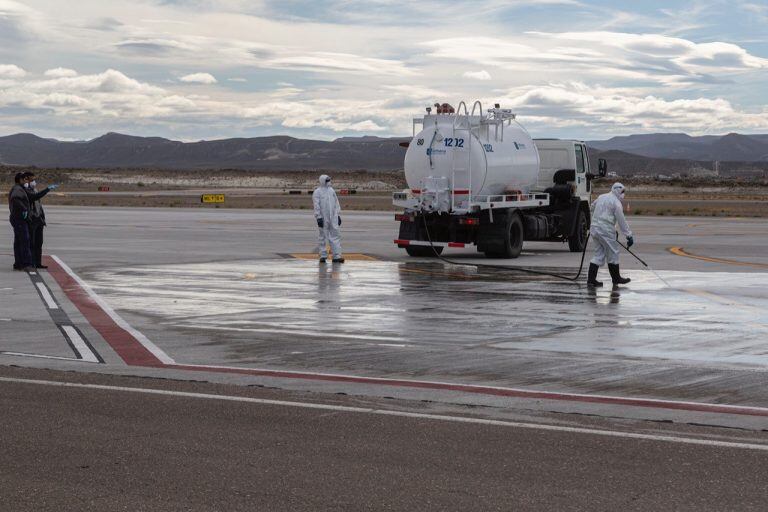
top-left (30, 180), bottom-right (37, 188)
top-left (620, 192), bottom-right (625, 200)
top-left (23, 182), bottom-right (29, 189)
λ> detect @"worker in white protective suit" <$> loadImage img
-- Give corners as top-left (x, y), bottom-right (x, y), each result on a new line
top-left (313, 174), bottom-right (344, 263)
top-left (587, 182), bottom-right (634, 287)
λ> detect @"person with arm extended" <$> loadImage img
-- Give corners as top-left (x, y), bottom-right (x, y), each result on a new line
top-left (22, 171), bottom-right (58, 269)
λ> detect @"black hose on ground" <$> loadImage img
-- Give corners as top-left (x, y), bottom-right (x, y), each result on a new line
top-left (420, 213), bottom-right (591, 283)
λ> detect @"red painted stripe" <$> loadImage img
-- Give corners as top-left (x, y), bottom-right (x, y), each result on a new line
top-left (164, 365), bottom-right (768, 418)
top-left (43, 256), bottom-right (165, 367)
top-left (394, 239), bottom-right (411, 246)
top-left (447, 242), bottom-right (466, 248)
top-left (452, 189), bottom-right (470, 195)
top-left (411, 189), bottom-right (421, 194)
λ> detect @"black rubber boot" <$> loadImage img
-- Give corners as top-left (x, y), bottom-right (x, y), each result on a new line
top-left (587, 263), bottom-right (603, 287)
top-left (608, 263), bottom-right (631, 285)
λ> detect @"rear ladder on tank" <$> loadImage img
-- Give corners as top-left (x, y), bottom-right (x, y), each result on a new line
top-left (451, 101), bottom-right (482, 214)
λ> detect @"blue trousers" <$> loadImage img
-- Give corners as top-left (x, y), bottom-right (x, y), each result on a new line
top-left (10, 218), bottom-right (33, 269)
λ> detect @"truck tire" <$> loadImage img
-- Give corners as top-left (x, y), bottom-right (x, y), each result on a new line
top-left (405, 245), bottom-right (443, 257)
top-left (484, 211), bottom-right (523, 259)
top-left (568, 207), bottom-right (589, 253)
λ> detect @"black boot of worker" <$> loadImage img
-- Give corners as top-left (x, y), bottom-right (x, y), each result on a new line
top-left (587, 263), bottom-right (603, 287)
top-left (608, 263), bottom-right (631, 285)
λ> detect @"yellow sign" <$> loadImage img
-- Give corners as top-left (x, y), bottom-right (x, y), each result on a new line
top-left (201, 194), bottom-right (225, 204)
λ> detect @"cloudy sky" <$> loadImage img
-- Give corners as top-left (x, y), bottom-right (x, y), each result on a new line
top-left (1, 0), bottom-right (767, 141)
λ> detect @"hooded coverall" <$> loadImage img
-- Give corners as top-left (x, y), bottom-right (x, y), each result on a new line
top-left (312, 174), bottom-right (343, 260)
top-left (590, 183), bottom-right (632, 266)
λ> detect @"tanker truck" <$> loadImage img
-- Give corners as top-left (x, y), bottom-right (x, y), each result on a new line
top-left (393, 101), bottom-right (607, 258)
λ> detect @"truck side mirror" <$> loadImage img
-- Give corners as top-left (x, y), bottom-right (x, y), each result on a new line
top-left (598, 158), bottom-right (607, 177)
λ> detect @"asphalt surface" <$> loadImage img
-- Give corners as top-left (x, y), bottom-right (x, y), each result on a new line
top-left (2, 208), bottom-right (764, 413)
top-left (2, 207), bottom-right (768, 509)
top-left (2, 366), bottom-right (768, 512)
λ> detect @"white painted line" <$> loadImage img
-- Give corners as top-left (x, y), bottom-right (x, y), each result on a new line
top-left (0, 319), bottom-right (10, 322)
top-left (0, 376), bottom-right (766, 452)
top-left (36, 282), bottom-right (59, 309)
top-left (182, 324), bottom-right (407, 343)
top-left (51, 255), bottom-right (175, 365)
top-left (1, 352), bottom-right (80, 361)
top-left (61, 326), bottom-right (100, 363)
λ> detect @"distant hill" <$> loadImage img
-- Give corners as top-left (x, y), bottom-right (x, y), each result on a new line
top-left (0, 132), bottom-right (410, 171)
top-left (589, 133), bottom-right (768, 162)
top-left (2, 131), bottom-right (768, 175)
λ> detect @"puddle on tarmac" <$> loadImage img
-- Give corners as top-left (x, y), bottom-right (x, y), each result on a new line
top-left (84, 260), bottom-right (768, 366)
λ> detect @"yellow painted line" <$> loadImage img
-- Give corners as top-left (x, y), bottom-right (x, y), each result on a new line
top-left (669, 247), bottom-right (768, 269)
top-left (290, 253), bottom-right (379, 261)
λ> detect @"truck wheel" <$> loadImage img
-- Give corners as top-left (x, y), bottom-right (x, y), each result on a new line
top-left (405, 245), bottom-right (443, 257)
top-left (484, 211), bottom-right (523, 259)
top-left (568, 208), bottom-right (588, 253)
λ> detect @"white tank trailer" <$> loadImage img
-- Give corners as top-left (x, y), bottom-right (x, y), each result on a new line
top-left (393, 101), bottom-right (608, 258)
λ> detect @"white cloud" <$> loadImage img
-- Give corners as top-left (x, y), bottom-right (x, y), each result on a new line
top-left (115, 37), bottom-right (198, 54)
top-left (0, 0), bottom-right (50, 42)
top-left (1, 1), bottom-right (767, 140)
top-left (499, 82), bottom-right (768, 134)
top-left (740, 2), bottom-right (768, 21)
top-left (179, 72), bottom-right (218, 84)
top-left (0, 67), bottom-right (414, 135)
top-left (265, 52), bottom-right (412, 76)
top-left (532, 32), bottom-right (768, 75)
top-left (31, 69), bottom-right (165, 94)
top-left (424, 32), bottom-right (768, 87)
top-left (463, 70), bottom-right (491, 81)
top-left (0, 63), bottom-right (26, 78)
top-left (270, 86), bottom-right (303, 98)
top-left (44, 67), bottom-right (78, 78)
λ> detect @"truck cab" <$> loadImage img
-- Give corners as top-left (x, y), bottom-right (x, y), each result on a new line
top-left (534, 139), bottom-right (600, 202)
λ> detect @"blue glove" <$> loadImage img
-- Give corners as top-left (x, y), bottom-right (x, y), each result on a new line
top-left (338, 216), bottom-right (342, 226)
top-left (317, 218), bottom-right (324, 228)
top-left (626, 236), bottom-right (634, 248)
top-left (48, 184), bottom-right (59, 190)
top-left (22, 211), bottom-right (28, 220)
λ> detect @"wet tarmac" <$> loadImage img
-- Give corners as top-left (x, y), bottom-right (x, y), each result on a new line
top-left (71, 255), bottom-right (768, 410)
top-left (3, 208), bottom-right (768, 415)
top-left (85, 259), bottom-right (768, 365)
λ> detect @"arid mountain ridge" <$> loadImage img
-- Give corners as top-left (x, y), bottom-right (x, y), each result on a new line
top-left (1, 132), bottom-right (767, 175)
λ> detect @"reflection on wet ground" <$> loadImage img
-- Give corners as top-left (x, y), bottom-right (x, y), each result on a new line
top-left (86, 259), bottom-right (768, 369)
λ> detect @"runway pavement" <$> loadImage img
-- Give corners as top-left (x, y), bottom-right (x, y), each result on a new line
top-left (2, 366), bottom-right (768, 511)
top-left (2, 206), bottom-right (767, 509)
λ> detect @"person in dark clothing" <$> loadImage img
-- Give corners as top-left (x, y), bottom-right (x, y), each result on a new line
top-left (22, 172), bottom-right (58, 269)
top-left (8, 172), bottom-right (35, 271)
